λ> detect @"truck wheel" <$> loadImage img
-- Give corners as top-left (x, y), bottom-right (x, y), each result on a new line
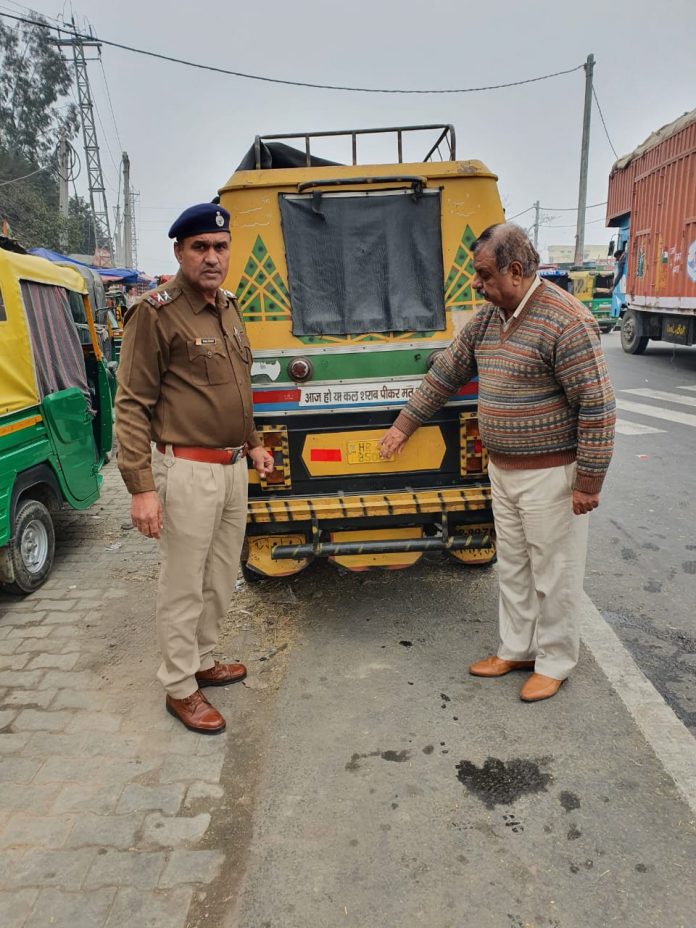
top-left (5, 499), bottom-right (55, 595)
top-left (621, 310), bottom-right (649, 355)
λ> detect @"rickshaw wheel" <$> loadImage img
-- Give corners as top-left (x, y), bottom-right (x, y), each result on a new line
top-left (241, 560), bottom-right (264, 584)
top-left (5, 499), bottom-right (56, 595)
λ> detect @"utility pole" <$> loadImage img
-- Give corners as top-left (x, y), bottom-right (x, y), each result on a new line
top-left (122, 152), bottom-right (133, 269)
top-left (130, 188), bottom-right (140, 270)
top-left (58, 134), bottom-right (70, 251)
top-left (533, 200), bottom-right (540, 251)
top-left (52, 27), bottom-right (112, 262)
top-left (574, 53), bottom-right (595, 266)
top-left (113, 202), bottom-right (122, 266)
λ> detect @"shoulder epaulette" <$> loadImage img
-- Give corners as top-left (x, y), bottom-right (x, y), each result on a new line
top-left (221, 288), bottom-right (238, 302)
top-left (144, 290), bottom-right (174, 309)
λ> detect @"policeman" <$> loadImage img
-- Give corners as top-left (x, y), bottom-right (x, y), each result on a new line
top-left (115, 203), bottom-right (274, 734)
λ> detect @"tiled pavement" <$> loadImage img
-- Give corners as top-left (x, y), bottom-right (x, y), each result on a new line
top-left (0, 464), bottom-right (233, 928)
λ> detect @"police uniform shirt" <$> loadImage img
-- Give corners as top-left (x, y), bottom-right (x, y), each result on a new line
top-left (115, 272), bottom-right (261, 495)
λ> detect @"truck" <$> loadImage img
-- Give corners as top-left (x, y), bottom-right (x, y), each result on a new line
top-left (606, 107), bottom-right (696, 354)
top-left (218, 124), bottom-right (503, 579)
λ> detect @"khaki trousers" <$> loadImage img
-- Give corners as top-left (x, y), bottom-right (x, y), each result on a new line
top-left (152, 445), bottom-right (248, 698)
top-left (488, 460), bottom-right (589, 681)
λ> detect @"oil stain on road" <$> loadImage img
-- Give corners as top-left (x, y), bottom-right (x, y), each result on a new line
top-left (455, 756), bottom-right (553, 808)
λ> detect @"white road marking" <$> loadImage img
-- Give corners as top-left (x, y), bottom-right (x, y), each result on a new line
top-left (615, 398), bottom-right (696, 429)
top-left (680, 384), bottom-right (696, 392)
top-left (580, 593), bottom-right (696, 816)
top-left (614, 420), bottom-right (665, 436)
top-left (623, 387), bottom-right (696, 408)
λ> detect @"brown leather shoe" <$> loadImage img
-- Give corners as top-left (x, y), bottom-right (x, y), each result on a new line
top-left (469, 655), bottom-right (535, 677)
top-left (166, 690), bottom-right (226, 734)
top-left (195, 660), bottom-right (247, 688)
top-left (520, 673), bottom-right (564, 702)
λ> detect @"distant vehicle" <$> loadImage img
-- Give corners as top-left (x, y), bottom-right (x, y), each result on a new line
top-left (539, 266), bottom-right (615, 332)
top-left (0, 247), bottom-right (113, 593)
top-left (539, 266), bottom-right (570, 293)
top-left (567, 268), bottom-right (615, 333)
top-left (218, 124), bottom-right (503, 579)
top-left (606, 108), bottom-right (696, 354)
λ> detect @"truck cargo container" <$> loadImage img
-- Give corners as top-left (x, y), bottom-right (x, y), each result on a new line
top-left (606, 108), bottom-right (696, 353)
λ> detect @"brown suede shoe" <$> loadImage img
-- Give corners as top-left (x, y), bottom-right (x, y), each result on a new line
top-left (469, 655), bottom-right (535, 677)
top-left (520, 673), bottom-right (564, 702)
top-left (195, 660), bottom-right (247, 688)
top-left (166, 690), bottom-right (226, 734)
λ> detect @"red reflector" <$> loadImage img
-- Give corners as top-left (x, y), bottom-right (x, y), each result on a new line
top-left (473, 439), bottom-right (483, 454)
top-left (310, 449), bottom-right (342, 462)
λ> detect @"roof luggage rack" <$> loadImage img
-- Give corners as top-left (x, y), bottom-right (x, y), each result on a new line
top-left (252, 124), bottom-right (456, 170)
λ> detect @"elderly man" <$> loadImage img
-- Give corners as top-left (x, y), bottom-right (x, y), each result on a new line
top-left (116, 203), bottom-right (274, 733)
top-left (380, 223), bottom-right (616, 702)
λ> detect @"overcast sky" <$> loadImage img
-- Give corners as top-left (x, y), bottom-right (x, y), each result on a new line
top-left (16, 0), bottom-right (696, 274)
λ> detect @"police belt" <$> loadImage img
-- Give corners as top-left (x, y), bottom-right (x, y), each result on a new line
top-left (156, 443), bottom-right (247, 465)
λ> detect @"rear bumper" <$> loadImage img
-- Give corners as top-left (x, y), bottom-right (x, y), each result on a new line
top-left (247, 484), bottom-right (492, 526)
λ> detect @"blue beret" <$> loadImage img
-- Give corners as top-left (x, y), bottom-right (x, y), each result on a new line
top-left (168, 203), bottom-right (230, 240)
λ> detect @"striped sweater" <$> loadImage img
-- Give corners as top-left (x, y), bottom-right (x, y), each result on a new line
top-left (394, 280), bottom-right (616, 494)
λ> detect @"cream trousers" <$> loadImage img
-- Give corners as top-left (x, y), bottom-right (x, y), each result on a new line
top-left (488, 460), bottom-right (589, 681)
top-left (152, 445), bottom-right (248, 698)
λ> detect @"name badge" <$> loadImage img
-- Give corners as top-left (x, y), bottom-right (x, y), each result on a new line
top-left (195, 337), bottom-right (217, 346)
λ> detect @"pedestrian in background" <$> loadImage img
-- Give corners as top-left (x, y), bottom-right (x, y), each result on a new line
top-left (379, 223), bottom-right (616, 702)
top-left (115, 203), bottom-right (274, 733)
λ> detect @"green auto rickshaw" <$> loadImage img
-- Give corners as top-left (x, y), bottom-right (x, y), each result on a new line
top-left (0, 244), bottom-right (113, 593)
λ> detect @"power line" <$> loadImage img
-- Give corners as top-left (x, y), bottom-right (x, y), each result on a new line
top-left (98, 56), bottom-right (123, 152)
top-left (592, 85), bottom-right (619, 159)
top-left (509, 201), bottom-right (606, 218)
top-left (540, 200), bottom-right (606, 212)
top-left (0, 11), bottom-right (585, 94)
top-left (507, 206), bottom-right (534, 221)
top-left (542, 216), bottom-right (607, 230)
top-left (0, 165), bottom-right (47, 185)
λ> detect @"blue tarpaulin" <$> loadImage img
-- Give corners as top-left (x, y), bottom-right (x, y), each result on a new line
top-left (28, 248), bottom-right (148, 286)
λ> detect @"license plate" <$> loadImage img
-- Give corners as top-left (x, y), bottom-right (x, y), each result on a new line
top-left (664, 321), bottom-right (691, 345)
top-left (347, 439), bottom-right (393, 465)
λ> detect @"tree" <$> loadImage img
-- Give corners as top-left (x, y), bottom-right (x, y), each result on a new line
top-left (0, 146), bottom-right (97, 252)
top-left (0, 15), bottom-right (78, 165)
top-left (0, 16), bottom-right (98, 253)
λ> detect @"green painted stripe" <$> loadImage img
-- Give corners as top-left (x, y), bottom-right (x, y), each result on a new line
top-left (253, 345), bottom-right (450, 384)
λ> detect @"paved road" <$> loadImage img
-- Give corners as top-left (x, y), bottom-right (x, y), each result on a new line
top-left (225, 561), bottom-right (696, 928)
top-left (1, 334), bottom-right (696, 928)
top-left (586, 332), bottom-right (696, 732)
top-left (0, 475), bottom-right (273, 928)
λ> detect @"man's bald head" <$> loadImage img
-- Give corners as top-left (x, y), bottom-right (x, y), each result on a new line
top-left (471, 223), bottom-right (540, 312)
top-left (472, 223), bottom-right (540, 277)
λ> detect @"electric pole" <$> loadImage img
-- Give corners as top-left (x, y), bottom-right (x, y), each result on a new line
top-left (574, 53), bottom-right (594, 266)
top-left (113, 203), bottom-right (122, 265)
top-left (52, 27), bottom-right (112, 263)
top-left (533, 200), bottom-right (540, 250)
top-left (58, 134), bottom-right (70, 251)
top-left (130, 189), bottom-right (140, 270)
top-left (122, 152), bottom-right (133, 269)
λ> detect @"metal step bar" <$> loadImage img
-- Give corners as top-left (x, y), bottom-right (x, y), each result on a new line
top-left (271, 533), bottom-right (492, 559)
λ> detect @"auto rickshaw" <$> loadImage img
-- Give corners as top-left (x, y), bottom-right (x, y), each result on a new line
top-left (568, 268), bottom-right (615, 332)
top-left (219, 124), bottom-right (504, 578)
top-left (0, 245), bottom-right (113, 593)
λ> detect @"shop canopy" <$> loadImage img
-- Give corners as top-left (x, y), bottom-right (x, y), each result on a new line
top-left (28, 248), bottom-right (149, 286)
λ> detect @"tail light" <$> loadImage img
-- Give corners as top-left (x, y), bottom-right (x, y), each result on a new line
top-left (459, 412), bottom-right (487, 476)
top-left (287, 357), bottom-right (313, 382)
top-left (259, 424), bottom-right (291, 489)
